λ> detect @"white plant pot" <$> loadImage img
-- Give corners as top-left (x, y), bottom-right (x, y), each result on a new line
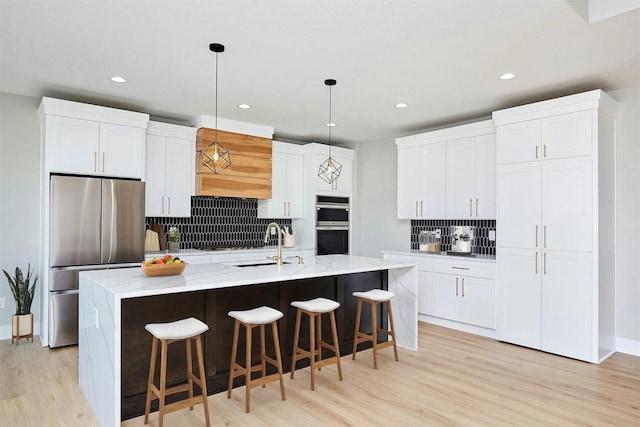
top-left (12, 313), bottom-right (34, 344)
top-left (168, 242), bottom-right (180, 252)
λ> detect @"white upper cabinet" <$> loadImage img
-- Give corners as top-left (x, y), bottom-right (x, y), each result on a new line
top-left (99, 123), bottom-right (145, 178)
top-left (397, 119), bottom-right (495, 220)
top-left (145, 122), bottom-right (196, 218)
top-left (445, 133), bottom-right (496, 219)
top-left (258, 141), bottom-right (304, 218)
top-left (397, 142), bottom-right (446, 219)
top-left (39, 97), bottom-right (149, 179)
top-left (497, 110), bottom-right (592, 164)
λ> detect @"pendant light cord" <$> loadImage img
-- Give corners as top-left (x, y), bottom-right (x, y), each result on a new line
top-left (214, 50), bottom-right (219, 144)
top-left (328, 83), bottom-right (332, 158)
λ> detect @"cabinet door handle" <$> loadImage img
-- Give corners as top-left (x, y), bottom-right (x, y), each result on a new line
top-left (544, 252), bottom-right (547, 275)
top-left (284, 202), bottom-right (287, 216)
top-left (288, 202), bottom-right (291, 217)
top-left (544, 144), bottom-right (547, 158)
top-left (536, 145), bottom-right (539, 159)
top-left (102, 152), bottom-right (105, 173)
top-left (544, 225), bottom-right (547, 248)
top-left (161, 197), bottom-right (164, 215)
top-left (535, 225), bottom-right (539, 247)
top-left (168, 197), bottom-right (171, 215)
top-left (462, 278), bottom-right (465, 297)
top-left (420, 201), bottom-right (424, 217)
top-left (455, 277), bottom-right (459, 296)
top-left (469, 199), bottom-right (473, 216)
top-left (452, 266), bottom-right (470, 270)
top-left (416, 201), bottom-right (419, 217)
top-left (535, 252), bottom-right (538, 274)
top-left (94, 152), bottom-right (97, 172)
top-left (475, 198), bottom-right (479, 217)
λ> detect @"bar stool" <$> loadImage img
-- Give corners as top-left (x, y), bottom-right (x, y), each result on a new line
top-left (227, 306), bottom-right (286, 413)
top-left (352, 289), bottom-right (399, 369)
top-left (144, 317), bottom-right (210, 427)
top-left (290, 297), bottom-right (343, 390)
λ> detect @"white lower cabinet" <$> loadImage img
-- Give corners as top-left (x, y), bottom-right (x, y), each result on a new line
top-left (382, 253), bottom-right (495, 335)
top-left (432, 269), bottom-right (495, 329)
top-left (497, 248), bottom-right (593, 361)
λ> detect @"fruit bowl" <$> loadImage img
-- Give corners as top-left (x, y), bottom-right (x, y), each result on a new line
top-left (141, 261), bottom-right (187, 277)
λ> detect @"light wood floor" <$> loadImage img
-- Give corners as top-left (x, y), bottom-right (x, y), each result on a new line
top-left (1, 323), bottom-right (639, 426)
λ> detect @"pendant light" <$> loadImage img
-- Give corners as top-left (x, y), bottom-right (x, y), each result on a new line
top-left (200, 43), bottom-right (232, 174)
top-left (318, 78), bottom-right (342, 184)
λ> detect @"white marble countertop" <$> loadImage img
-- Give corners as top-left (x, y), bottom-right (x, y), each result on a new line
top-left (145, 246), bottom-right (314, 257)
top-left (382, 250), bottom-right (496, 263)
top-left (81, 254), bottom-right (416, 299)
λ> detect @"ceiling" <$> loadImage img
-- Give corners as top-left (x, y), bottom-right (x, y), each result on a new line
top-left (1, 1), bottom-right (639, 146)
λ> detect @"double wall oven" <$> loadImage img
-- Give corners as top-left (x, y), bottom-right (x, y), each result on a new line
top-left (316, 196), bottom-right (349, 255)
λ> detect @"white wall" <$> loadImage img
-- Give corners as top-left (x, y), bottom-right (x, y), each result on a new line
top-left (610, 86), bottom-right (640, 354)
top-left (352, 137), bottom-right (408, 257)
top-left (0, 92), bottom-right (42, 339)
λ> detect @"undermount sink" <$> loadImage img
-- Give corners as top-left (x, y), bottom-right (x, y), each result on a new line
top-left (226, 259), bottom-right (295, 268)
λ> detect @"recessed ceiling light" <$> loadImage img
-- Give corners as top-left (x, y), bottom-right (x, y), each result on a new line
top-left (237, 104), bottom-right (251, 109)
top-left (396, 103), bottom-right (408, 108)
top-left (110, 76), bottom-right (126, 83)
top-left (326, 122), bottom-right (336, 127)
top-left (500, 73), bottom-right (515, 80)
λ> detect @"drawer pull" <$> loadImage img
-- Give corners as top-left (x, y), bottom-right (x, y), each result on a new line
top-left (451, 266), bottom-right (470, 270)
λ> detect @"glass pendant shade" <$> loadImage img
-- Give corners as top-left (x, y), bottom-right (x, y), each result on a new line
top-left (318, 78), bottom-right (341, 184)
top-left (199, 42), bottom-right (231, 174)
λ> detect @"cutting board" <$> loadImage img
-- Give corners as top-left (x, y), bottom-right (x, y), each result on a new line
top-left (148, 222), bottom-right (166, 250)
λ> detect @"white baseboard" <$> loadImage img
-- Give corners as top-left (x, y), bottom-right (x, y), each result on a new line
top-left (418, 314), bottom-right (496, 339)
top-left (616, 337), bottom-right (640, 357)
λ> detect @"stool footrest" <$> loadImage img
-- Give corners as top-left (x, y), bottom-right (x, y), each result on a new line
top-left (163, 395), bottom-right (208, 415)
top-left (248, 372), bottom-right (283, 389)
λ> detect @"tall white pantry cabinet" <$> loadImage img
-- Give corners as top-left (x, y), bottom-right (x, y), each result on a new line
top-left (493, 89), bottom-right (617, 363)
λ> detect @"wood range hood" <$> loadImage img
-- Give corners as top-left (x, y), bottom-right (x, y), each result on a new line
top-left (195, 127), bottom-right (272, 199)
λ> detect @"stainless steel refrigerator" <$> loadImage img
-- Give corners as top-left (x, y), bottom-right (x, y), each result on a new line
top-left (49, 175), bottom-right (145, 347)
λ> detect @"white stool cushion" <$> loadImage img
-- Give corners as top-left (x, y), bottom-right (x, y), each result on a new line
top-left (228, 306), bottom-right (283, 324)
top-left (145, 317), bottom-right (209, 340)
top-left (291, 297), bottom-right (340, 313)
top-left (353, 289), bottom-right (395, 302)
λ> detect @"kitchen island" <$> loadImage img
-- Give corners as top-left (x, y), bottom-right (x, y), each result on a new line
top-left (78, 254), bottom-right (417, 427)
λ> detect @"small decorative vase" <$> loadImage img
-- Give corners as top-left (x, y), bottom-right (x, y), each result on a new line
top-left (12, 313), bottom-right (34, 345)
top-left (168, 242), bottom-right (180, 252)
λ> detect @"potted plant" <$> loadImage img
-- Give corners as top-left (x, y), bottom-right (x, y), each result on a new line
top-left (168, 226), bottom-right (180, 252)
top-left (3, 264), bottom-right (38, 345)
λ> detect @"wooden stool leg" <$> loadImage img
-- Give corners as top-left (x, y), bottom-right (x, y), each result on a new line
top-left (228, 320), bottom-right (240, 398)
top-left (159, 339), bottom-right (168, 427)
top-left (330, 311), bottom-right (343, 381)
top-left (271, 321), bottom-right (286, 401)
top-left (195, 335), bottom-right (211, 427)
top-left (316, 313), bottom-right (323, 369)
top-left (371, 301), bottom-right (378, 369)
top-left (260, 324), bottom-right (267, 388)
top-left (186, 338), bottom-right (194, 410)
top-left (245, 323), bottom-right (252, 413)
top-left (144, 337), bottom-right (158, 424)
top-left (352, 298), bottom-right (363, 359)
top-left (290, 308), bottom-right (302, 379)
top-left (309, 311), bottom-right (316, 391)
top-left (387, 300), bottom-right (399, 362)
